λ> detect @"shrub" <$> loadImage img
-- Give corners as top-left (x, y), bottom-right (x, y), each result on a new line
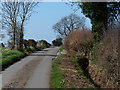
top-left (21, 48), bottom-right (29, 55)
top-left (64, 29), bottom-right (93, 56)
top-left (52, 38), bottom-right (63, 46)
top-left (27, 39), bottom-right (37, 48)
top-left (37, 40), bottom-right (51, 48)
top-left (96, 28), bottom-right (119, 83)
top-left (38, 45), bottom-right (47, 49)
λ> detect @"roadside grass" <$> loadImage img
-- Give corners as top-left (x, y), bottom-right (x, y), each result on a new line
top-left (51, 53), bottom-right (95, 88)
top-left (50, 55), bottom-right (65, 88)
top-left (0, 50), bottom-right (25, 70)
top-left (58, 46), bottom-right (65, 52)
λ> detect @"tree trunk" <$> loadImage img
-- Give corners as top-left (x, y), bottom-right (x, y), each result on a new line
top-left (11, 27), bottom-right (16, 50)
top-left (19, 30), bottom-right (23, 50)
top-left (17, 22), bottom-right (24, 50)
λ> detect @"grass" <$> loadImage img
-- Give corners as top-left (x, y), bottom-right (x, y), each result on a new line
top-left (0, 50), bottom-right (25, 66)
top-left (58, 46), bottom-right (65, 52)
top-left (50, 55), bottom-right (65, 88)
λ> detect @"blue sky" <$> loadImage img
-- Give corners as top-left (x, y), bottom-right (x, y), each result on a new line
top-left (3, 2), bottom-right (92, 44)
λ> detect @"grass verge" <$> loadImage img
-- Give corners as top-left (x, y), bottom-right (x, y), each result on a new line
top-left (0, 50), bottom-right (25, 70)
top-left (50, 55), bottom-right (65, 88)
top-left (58, 46), bottom-right (65, 52)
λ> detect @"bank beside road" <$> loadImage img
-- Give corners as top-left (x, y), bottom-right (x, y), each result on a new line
top-left (50, 48), bottom-right (96, 88)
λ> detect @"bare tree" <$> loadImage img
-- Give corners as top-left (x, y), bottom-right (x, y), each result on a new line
top-left (1, 2), bottom-right (20, 49)
top-left (1, 1), bottom-right (38, 50)
top-left (18, 2), bottom-right (38, 50)
top-left (53, 14), bottom-right (86, 37)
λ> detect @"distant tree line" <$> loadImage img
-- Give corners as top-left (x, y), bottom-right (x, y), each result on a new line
top-left (7, 39), bottom-right (51, 49)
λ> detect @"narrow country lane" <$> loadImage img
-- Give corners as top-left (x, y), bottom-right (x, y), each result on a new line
top-left (1, 47), bottom-right (59, 89)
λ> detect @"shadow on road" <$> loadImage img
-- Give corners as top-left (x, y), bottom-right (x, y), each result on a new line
top-left (30, 54), bottom-right (57, 57)
top-left (41, 50), bottom-right (48, 52)
top-left (30, 49), bottom-right (57, 57)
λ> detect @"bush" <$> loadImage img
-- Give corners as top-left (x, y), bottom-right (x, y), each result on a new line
top-left (96, 28), bottom-right (119, 83)
top-left (64, 29), bottom-right (93, 56)
top-left (89, 27), bottom-right (120, 87)
top-left (21, 48), bottom-right (29, 55)
top-left (38, 45), bottom-right (47, 49)
top-left (37, 40), bottom-right (51, 48)
top-left (52, 38), bottom-right (63, 46)
top-left (27, 39), bottom-right (37, 48)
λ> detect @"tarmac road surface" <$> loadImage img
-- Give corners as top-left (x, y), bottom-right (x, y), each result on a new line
top-left (0, 47), bottom-right (59, 89)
